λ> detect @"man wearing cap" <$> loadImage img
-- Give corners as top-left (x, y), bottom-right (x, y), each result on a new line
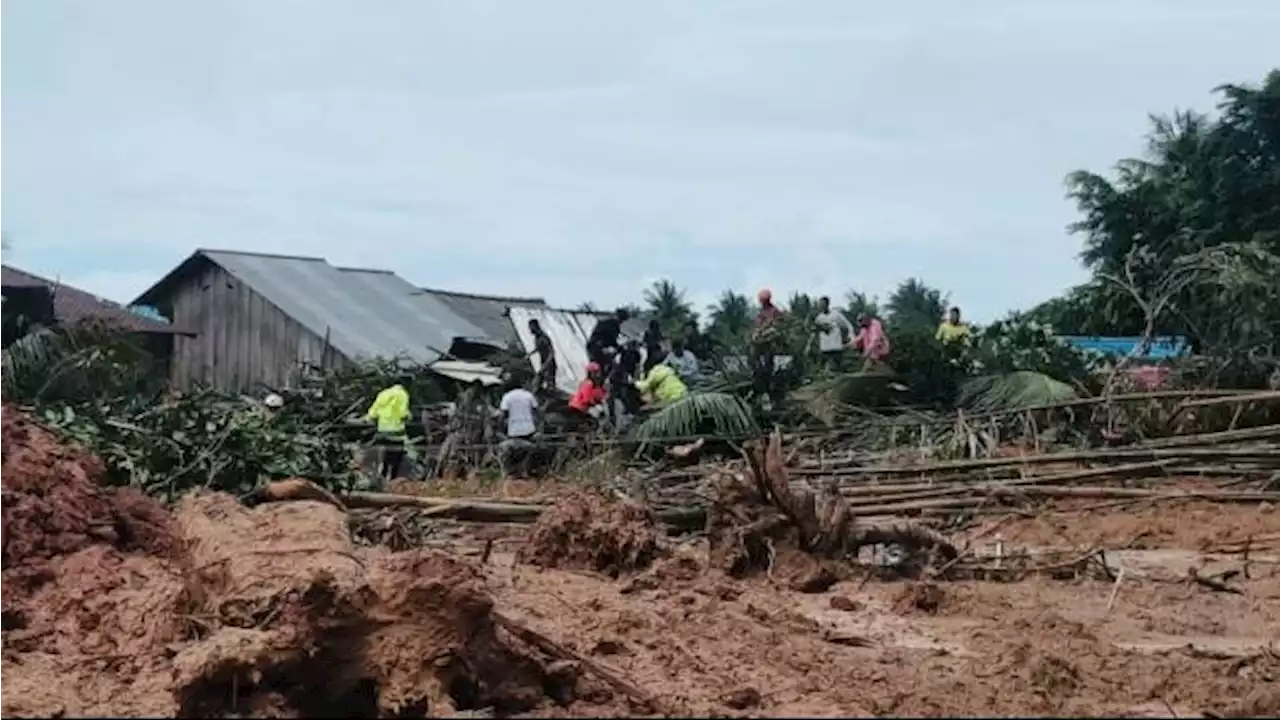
top-left (750, 288), bottom-right (785, 402)
top-left (566, 361), bottom-right (608, 431)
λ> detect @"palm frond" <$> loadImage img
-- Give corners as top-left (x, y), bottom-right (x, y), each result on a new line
top-left (2, 326), bottom-right (62, 396)
top-left (956, 371), bottom-right (1079, 414)
top-left (633, 391), bottom-right (758, 446)
top-left (787, 372), bottom-right (895, 426)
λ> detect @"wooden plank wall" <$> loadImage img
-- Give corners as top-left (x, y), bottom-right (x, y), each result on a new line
top-left (163, 262), bottom-right (335, 391)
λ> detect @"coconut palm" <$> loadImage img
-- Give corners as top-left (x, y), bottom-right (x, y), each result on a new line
top-left (707, 290), bottom-right (752, 351)
top-left (886, 278), bottom-right (948, 331)
top-left (642, 279), bottom-right (696, 333)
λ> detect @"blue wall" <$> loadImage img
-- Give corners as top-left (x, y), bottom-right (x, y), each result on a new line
top-left (1060, 335), bottom-right (1188, 359)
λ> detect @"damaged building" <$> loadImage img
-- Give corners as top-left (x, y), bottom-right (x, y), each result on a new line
top-left (133, 249), bottom-right (641, 393)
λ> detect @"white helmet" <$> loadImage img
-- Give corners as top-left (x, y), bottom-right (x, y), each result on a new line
top-left (263, 393), bottom-right (285, 409)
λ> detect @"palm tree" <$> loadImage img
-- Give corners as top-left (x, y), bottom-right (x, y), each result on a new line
top-left (707, 290), bottom-right (752, 349)
top-left (642, 279), bottom-right (695, 332)
top-left (886, 278), bottom-right (948, 330)
top-left (843, 290), bottom-right (881, 323)
top-left (786, 292), bottom-right (816, 323)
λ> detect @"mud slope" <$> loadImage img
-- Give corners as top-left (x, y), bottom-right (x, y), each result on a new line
top-left (0, 407), bottom-right (570, 718)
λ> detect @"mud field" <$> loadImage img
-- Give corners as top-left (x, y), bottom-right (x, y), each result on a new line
top-left (3, 407), bottom-right (1278, 718)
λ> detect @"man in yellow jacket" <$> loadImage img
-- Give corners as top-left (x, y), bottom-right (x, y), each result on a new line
top-left (365, 380), bottom-right (411, 484)
top-left (635, 363), bottom-right (688, 408)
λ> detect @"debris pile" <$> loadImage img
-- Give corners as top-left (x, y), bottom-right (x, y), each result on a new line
top-left (518, 490), bottom-right (662, 577)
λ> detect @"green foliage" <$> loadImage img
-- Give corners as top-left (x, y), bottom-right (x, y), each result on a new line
top-left (843, 291), bottom-right (882, 325)
top-left (970, 317), bottom-right (1103, 382)
top-left (882, 319), bottom-right (959, 405)
top-left (38, 392), bottom-right (367, 501)
top-left (706, 290), bottom-right (752, 353)
top-left (1059, 70), bottom-right (1280, 370)
top-left (957, 371), bottom-right (1079, 414)
top-left (642, 279), bottom-right (697, 337)
top-left (633, 391), bottom-right (759, 446)
top-left (887, 278), bottom-right (948, 331)
top-left (2, 317), bottom-right (164, 405)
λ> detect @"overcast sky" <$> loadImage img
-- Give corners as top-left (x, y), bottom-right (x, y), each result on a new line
top-left (3, 0), bottom-right (1278, 321)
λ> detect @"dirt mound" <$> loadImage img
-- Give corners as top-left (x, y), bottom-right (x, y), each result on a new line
top-left (518, 490), bottom-right (661, 577)
top-left (1, 408), bottom-right (574, 717)
top-left (1, 408), bottom-right (180, 609)
top-left (174, 494), bottom-right (569, 717)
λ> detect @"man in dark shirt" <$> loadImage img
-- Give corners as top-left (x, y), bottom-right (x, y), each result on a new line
top-left (587, 308), bottom-right (629, 371)
top-left (609, 339), bottom-right (643, 420)
top-left (682, 319), bottom-right (710, 360)
top-left (642, 319), bottom-right (665, 373)
top-left (527, 319), bottom-right (557, 396)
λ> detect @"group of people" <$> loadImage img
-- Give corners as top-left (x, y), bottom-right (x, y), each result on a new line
top-left (556, 309), bottom-right (698, 427)
top-left (359, 297), bottom-right (974, 482)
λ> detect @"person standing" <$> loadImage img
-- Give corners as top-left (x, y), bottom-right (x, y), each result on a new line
top-left (587, 308), bottom-right (629, 373)
top-left (750, 288), bottom-right (785, 401)
top-left (497, 380), bottom-right (539, 477)
top-left (609, 339), bottom-right (643, 421)
top-left (813, 296), bottom-right (854, 371)
top-left (851, 314), bottom-right (891, 372)
top-left (365, 376), bottom-right (412, 485)
top-left (527, 318), bottom-right (557, 395)
top-left (935, 306), bottom-right (971, 347)
top-left (682, 319), bottom-right (711, 361)
top-left (642, 319), bottom-right (665, 373)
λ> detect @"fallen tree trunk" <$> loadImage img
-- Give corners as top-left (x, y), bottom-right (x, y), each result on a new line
top-left (343, 491), bottom-right (546, 522)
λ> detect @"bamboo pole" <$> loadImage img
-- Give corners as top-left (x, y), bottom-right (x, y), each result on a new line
top-left (797, 446), bottom-right (1280, 475)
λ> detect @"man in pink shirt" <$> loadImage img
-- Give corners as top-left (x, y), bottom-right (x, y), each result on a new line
top-left (850, 314), bottom-right (891, 372)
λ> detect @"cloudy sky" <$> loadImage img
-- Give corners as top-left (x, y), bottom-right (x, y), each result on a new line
top-left (3, 0), bottom-right (1278, 321)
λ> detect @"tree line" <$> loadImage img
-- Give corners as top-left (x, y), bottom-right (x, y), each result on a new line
top-left (589, 70), bottom-right (1280, 386)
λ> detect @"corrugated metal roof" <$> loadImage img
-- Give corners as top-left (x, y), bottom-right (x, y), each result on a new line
top-left (422, 287), bottom-right (549, 348)
top-left (200, 250), bottom-right (494, 364)
top-left (429, 359), bottom-right (504, 386)
top-left (509, 306), bottom-right (599, 394)
top-left (2, 264), bottom-right (188, 334)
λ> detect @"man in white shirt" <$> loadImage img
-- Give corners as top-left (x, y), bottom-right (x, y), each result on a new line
top-left (813, 296), bottom-right (854, 371)
top-left (497, 381), bottom-right (539, 477)
top-left (664, 338), bottom-right (700, 383)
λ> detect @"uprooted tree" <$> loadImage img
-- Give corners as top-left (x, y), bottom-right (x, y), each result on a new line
top-left (705, 431), bottom-right (958, 585)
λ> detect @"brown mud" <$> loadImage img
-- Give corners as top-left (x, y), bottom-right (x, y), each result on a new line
top-left (0, 407), bottom-right (571, 718)
top-left (4, 406), bottom-right (1278, 717)
top-left (517, 490), bottom-right (661, 577)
